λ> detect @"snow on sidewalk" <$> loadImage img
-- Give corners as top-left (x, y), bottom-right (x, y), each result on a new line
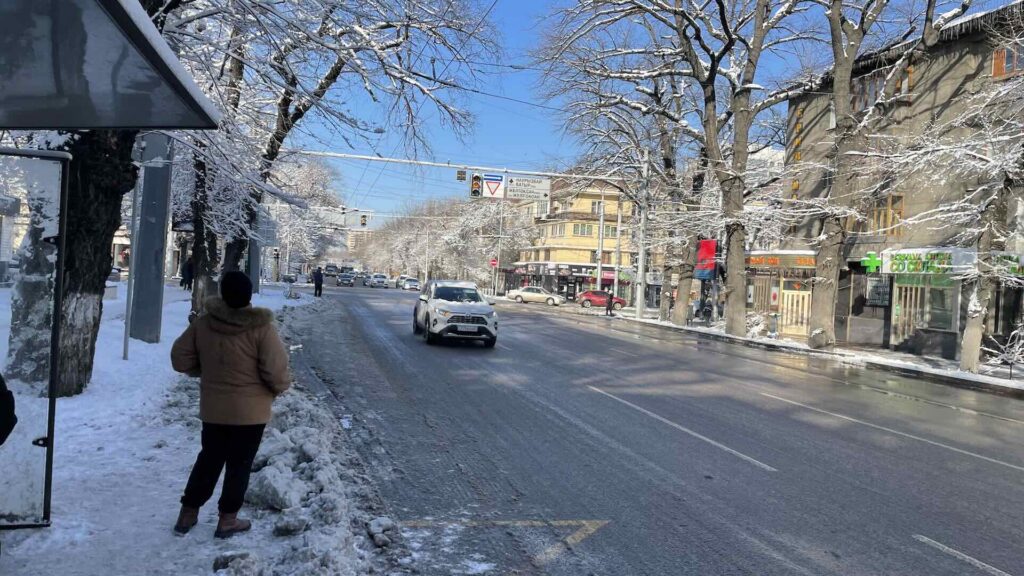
top-left (0, 287), bottom-right (374, 575)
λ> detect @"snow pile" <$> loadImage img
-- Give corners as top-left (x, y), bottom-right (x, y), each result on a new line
top-left (0, 287), bottom-right (377, 576)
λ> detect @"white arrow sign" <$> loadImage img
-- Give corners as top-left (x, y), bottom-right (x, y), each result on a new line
top-left (505, 176), bottom-right (550, 200)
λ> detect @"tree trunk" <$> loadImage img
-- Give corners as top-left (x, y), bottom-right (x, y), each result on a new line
top-left (190, 150), bottom-right (220, 316)
top-left (723, 218), bottom-right (747, 336)
top-left (58, 131), bottom-right (140, 396)
top-left (961, 183), bottom-right (1010, 372)
top-left (671, 237), bottom-right (698, 326)
top-left (809, 216), bottom-right (845, 349)
top-left (6, 179), bottom-right (59, 389)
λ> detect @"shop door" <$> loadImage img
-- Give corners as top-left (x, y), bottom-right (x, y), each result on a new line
top-left (0, 150), bottom-right (68, 527)
top-left (892, 283), bottom-right (926, 347)
top-left (752, 276), bottom-right (773, 314)
top-left (780, 281), bottom-right (812, 337)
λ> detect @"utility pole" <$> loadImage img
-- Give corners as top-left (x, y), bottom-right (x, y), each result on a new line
top-left (613, 196), bottom-right (623, 300)
top-left (596, 189), bottom-right (606, 291)
top-left (635, 149), bottom-right (650, 320)
top-left (493, 199), bottom-right (505, 295)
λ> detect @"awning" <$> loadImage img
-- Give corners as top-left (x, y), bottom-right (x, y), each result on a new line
top-left (0, 0), bottom-right (220, 129)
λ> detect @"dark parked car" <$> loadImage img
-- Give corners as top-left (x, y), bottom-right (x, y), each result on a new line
top-left (578, 290), bottom-right (625, 310)
top-left (337, 273), bottom-right (355, 287)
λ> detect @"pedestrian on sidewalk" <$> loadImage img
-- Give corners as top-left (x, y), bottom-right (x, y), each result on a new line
top-left (605, 290), bottom-right (616, 317)
top-left (181, 260), bottom-right (194, 292)
top-left (170, 271), bottom-right (290, 539)
top-left (312, 267), bottom-right (324, 297)
top-left (0, 374), bottom-right (17, 447)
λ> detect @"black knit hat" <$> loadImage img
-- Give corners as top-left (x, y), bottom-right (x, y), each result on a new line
top-left (220, 271), bottom-right (253, 309)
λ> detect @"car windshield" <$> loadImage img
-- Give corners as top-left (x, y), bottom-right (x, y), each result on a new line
top-left (435, 287), bottom-right (483, 303)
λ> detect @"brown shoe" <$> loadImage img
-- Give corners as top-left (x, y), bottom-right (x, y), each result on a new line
top-left (174, 506), bottom-right (199, 535)
top-left (214, 512), bottom-right (252, 539)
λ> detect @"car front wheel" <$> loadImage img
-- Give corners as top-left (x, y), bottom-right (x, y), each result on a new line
top-left (413, 314), bottom-right (422, 334)
top-left (546, 298), bottom-right (555, 306)
top-left (424, 317), bottom-right (438, 345)
top-left (581, 300), bottom-right (592, 308)
top-left (613, 302), bottom-right (623, 310)
top-left (515, 295), bottom-right (524, 303)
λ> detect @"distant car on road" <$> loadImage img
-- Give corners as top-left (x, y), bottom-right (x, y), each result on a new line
top-left (413, 280), bottom-right (497, 347)
top-left (369, 273), bottom-right (390, 288)
top-left (324, 264), bottom-right (339, 277)
top-left (507, 286), bottom-right (564, 306)
top-left (337, 273), bottom-right (355, 287)
top-left (578, 290), bottom-right (625, 310)
top-left (395, 274), bottom-right (411, 288)
top-left (402, 278), bottom-right (421, 291)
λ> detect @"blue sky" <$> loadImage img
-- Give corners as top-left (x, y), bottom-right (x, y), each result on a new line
top-left (309, 1), bottom-right (580, 224)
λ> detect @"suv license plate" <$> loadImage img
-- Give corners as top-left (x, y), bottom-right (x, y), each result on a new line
top-left (459, 325), bottom-right (479, 333)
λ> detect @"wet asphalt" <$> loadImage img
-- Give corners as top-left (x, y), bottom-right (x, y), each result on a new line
top-left (293, 284), bottom-right (1024, 576)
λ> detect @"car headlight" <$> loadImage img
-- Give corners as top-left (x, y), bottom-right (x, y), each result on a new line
top-left (436, 309), bottom-right (453, 317)
top-left (482, 310), bottom-right (496, 317)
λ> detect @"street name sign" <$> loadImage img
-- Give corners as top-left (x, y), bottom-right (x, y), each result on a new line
top-left (505, 176), bottom-right (550, 200)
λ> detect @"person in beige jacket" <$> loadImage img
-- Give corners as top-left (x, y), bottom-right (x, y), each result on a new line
top-left (170, 271), bottom-right (290, 538)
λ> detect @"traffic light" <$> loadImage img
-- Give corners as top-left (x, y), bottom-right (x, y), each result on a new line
top-left (360, 214), bottom-right (368, 227)
top-left (470, 173), bottom-right (482, 198)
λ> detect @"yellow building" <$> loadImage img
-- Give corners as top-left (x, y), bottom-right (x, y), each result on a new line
top-left (510, 183), bottom-right (636, 299)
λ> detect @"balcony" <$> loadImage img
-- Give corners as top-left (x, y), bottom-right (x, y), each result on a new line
top-left (534, 211), bottom-right (603, 223)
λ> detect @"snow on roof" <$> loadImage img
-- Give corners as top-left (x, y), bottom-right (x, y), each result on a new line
top-left (116, 0), bottom-right (222, 127)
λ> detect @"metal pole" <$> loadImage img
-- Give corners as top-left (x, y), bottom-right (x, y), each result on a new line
top-left (596, 190), bottom-right (605, 292)
top-left (614, 196), bottom-right (622, 300)
top-left (424, 229), bottom-right (430, 282)
top-left (123, 165), bottom-right (143, 360)
top-left (635, 149), bottom-right (650, 320)
top-left (494, 199), bottom-right (505, 295)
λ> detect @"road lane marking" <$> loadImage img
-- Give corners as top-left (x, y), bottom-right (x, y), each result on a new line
top-left (587, 386), bottom-right (777, 472)
top-left (761, 392), bottom-right (1024, 474)
top-left (912, 535), bottom-right (1013, 576)
top-left (612, 347), bottom-right (640, 357)
top-left (399, 519), bottom-right (609, 565)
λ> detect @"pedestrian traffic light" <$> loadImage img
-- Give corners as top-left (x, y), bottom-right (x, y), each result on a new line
top-left (360, 214), bottom-right (367, 227)
top-left (470, 173), bottom-right (482, 198)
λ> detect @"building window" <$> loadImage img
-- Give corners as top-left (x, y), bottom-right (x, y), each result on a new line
top-left (604, 225), bottom-right (618, 238)
top-left (591, 200), bottom-right (603, 215)
top-left (573, 223), bottom-right (594, 236)
top-left (994, 44), bottom-right (1024, 78)
top-left (551, 223), bottom-right (565, 237)
top-left (867, 194), bottom-right (904, 236)
top-left (537, 200), bottom-right (549, 215)
top-left (544, 249), bottom-right (551, 261)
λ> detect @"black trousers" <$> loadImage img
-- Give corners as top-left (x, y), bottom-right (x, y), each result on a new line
top-left (181, 423), bottom-right (265, 514)
top-left (314, 283), bottom-right (323, 297)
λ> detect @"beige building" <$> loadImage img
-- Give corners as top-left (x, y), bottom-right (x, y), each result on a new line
top-left (777, 3), bottom-right (1024, 357)
top-left (510, 183), bottom-right (637, 300)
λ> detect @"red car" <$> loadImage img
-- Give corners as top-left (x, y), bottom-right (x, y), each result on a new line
top-left (578, 290), bottom-right (626, 310)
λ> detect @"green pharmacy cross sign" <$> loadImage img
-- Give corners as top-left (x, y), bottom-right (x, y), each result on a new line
top-left (862, 252), bottom-right (883, 273)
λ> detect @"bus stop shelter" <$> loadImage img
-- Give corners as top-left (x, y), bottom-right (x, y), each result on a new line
top-left (0, 0), bottom-right (219, 529)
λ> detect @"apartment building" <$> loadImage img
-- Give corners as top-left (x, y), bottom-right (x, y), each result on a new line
top-left (511, 182), bottom-right (638, 301)
top-left (779, 2), bottom-right (1024, 358)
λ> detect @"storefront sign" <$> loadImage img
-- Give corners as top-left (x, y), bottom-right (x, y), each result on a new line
top-left (995, 253), bottom-right (1024, 276)
top-left (881, 248), bottom-right (975, 275)
top-left (745, 251), bottom-right (816, 269)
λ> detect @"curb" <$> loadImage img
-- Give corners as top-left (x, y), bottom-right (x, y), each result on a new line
top-left (619, 317), bottom-right (1024, 400)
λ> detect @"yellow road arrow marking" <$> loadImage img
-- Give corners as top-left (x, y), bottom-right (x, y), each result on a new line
top-left (399, 519), bottom-right (610, 565)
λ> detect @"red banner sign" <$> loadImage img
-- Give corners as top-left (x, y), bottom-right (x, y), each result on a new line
top-left (695, 239), bottom-right (717, 280)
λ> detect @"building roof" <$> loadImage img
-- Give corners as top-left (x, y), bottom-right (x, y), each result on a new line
top-left (785, 0), bottom-right (1024, 98)
top-left (0, 0), bottom-right (220, 129)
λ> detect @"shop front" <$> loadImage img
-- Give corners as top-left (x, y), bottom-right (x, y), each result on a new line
top-left (880, 248), bottom-right (1023, 359)
top-left (746, 251), bottom-right (816, 337)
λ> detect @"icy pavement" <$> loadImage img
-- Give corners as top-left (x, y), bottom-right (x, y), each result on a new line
top-left (0, 286), bottom-right (378, 575)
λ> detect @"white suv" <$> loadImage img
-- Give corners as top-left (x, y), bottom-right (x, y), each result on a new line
top-left (413, 281), bottom-right (498, 348)
top-left (369, 273), bottom-right (389, 288)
